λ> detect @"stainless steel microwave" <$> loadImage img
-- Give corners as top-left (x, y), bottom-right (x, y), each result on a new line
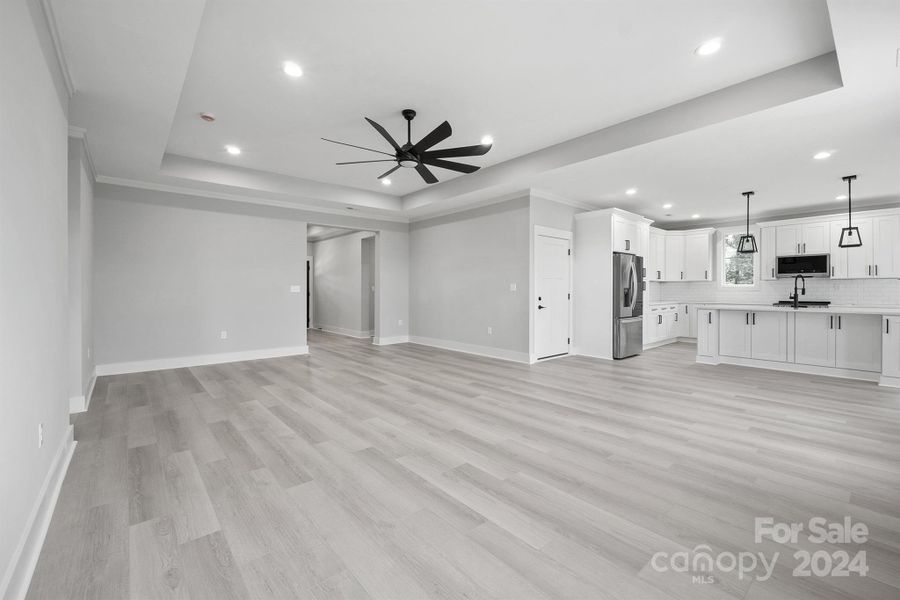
top-left (776, 254), bottom-right (830, 278)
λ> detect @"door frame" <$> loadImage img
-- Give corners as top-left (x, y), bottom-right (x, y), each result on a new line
top-left (530, 226), bottom-right (573, 363)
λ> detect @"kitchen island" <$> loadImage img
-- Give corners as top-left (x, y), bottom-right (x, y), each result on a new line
top-left (694, 303), bottom-right (900, 387)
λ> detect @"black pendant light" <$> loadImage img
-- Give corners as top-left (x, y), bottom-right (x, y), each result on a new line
top-left (838, 175), bottom-right (862, 248)
top-left (737, 191), bottom-right (758, 254)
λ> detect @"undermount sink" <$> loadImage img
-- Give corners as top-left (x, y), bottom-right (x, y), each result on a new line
top-left (772, 300), bottom-right (831, 308)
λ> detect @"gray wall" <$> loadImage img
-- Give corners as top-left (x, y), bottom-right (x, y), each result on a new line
top-left (361, 236), bottom-right (375, 333)
top-left (310, 232), bottom-right (375, 337)
top-left (67, 139), bottom-right (94, 404)
top-left (0, 0), bottom-right (70, 595)
top-left (410, 197), bottom-right (530, 359)
top-left (94, 194), bottom-right (309, 366)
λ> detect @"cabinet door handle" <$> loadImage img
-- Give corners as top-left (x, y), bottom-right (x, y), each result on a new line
top-left (675, 313), bottom-right (678, 322)
top-left (642, 267), bottom-right (646, 278)
top-left (625, 239), bottom-right (630, 251)
top-left (746, 312), bottom-right (749, 325)
top-left (681, 271), bottom-right (684, 280)
top-left (685, 305), bottom-right (688, 314)
top-left (868, 265), bottom-right (872, 276)
top-left (708, 312), bottom-right (712, 324)
top-left (752, 313), bottom-right (756, 325)
top-left (658, 315), bottom-right (662, 325)
top-left (886, 319), bottom-right (890, 334)
top-left (657, 270), bottom-right (661, 280)
top-left (802, 243), bottom-right (806, 254)
top-left (831, 266), bottom-right (834, 277)
top-left (704, 270), bottom-right (708, 280)
top-left (772, 267), bottom-right (775, 278)
top-left (838, 315), bottom-right (842, 330)
top-left (829, 316), bottom-right (833, 329)
top-left (797, 243), bottom-right (800, 254)
top-left (875, 265), bottom-right (878, 276)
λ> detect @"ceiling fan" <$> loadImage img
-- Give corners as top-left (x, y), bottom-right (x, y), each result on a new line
top-left (322, 109), bottom-right (491, 184)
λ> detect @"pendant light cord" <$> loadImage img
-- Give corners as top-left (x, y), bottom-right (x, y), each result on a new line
top-left (847, 177), bottom-right (852, 228)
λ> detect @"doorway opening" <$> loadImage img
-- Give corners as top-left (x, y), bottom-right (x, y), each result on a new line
top-left (307, 224), bottom-right (377, 349)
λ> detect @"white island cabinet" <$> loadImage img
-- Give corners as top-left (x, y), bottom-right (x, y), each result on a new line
top-left (696, 305), bottom-right (897, 386)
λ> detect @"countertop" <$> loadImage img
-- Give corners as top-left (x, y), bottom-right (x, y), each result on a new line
top-left (693, 303), bottom-right (900, 316)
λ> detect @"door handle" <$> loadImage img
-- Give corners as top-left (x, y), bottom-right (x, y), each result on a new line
top-left (537, 305), bottom-right (546, 310)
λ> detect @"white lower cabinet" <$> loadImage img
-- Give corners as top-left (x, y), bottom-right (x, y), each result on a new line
top-left (794, 313), bottom-right (835, 367)
top-left (719, 311), bottom-right (751, 358)
top-left (835, 314), bottom-right (882, 372)
top-left (750, 311), bottom-right (788, 362)
top-left (696, 310), bottom-right (716, 357)
top-left (883, 317), bottom-right (900, 379)
top-left (719, 310), bottom-right (787, 361)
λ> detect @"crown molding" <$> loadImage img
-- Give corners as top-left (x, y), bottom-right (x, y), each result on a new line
top-left (39, 0), bottom-right (75, 98)
top-left (528, 188), bottom-right (594, 211)
top-left (94, 175), bottom-right (411, 223)
top-left (67, 126), bottom-right (97, 180)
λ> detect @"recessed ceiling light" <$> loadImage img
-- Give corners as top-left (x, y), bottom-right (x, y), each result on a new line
top-left (225, 145), bottom-right (241, 156)
top-left (381, 178), bottom-right (391, 186)
top-left (813, 151), bottom-right (832, 160)
top-left (481, 135), bottom-right (493, 145)
top-left (662, 203), bottom-right (672, 209)
top-left (695, 38), bottom-right (722, 56)
top-left (836, 194), bottom-right (848, 200)
top-left (283, 61), bottom-right (303, 77)
top-left (691, 214), bottom-right (700, 219)
top-left (199, 112), bottom-right (215, 122)
top-left (625, 188), bottom-right (637, 195)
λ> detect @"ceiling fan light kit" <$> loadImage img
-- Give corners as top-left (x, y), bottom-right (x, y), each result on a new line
top-left (838, 174), bottom-right (862, 248)
top-left (736, 190), bottom-right (758, 254)
top-left (323, 108), bottom-right (492, 184)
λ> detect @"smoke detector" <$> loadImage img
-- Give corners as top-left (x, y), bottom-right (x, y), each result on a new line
top-left (200, 113), bottom-right (216, 122)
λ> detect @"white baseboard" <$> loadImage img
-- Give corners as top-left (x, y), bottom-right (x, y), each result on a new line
top-left (408, 335), bottom-right (530, 363)
top-left (0, 425), bottom-right (75, 600)
top-left (95, 345), bottom-right (309, 376)
top-left (313, 325), bottom-right (373, 339)
top-left (880, 374), bottom-right (900, 388)
top-left (372, 335), bottom-right (409, 346)
top-left (68, 370), bottom-right (96, 414)
top-left (701, 354), bottom-right (881, 383)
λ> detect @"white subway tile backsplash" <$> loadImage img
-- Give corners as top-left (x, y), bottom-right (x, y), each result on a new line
top-left (653, 278), bottom-right (900, 307)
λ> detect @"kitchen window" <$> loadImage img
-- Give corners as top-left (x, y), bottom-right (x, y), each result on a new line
top-left (720, 229), bottom-right (758, 288)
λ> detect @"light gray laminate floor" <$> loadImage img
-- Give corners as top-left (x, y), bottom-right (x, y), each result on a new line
top-left (27, 331), bottom-right (900, 599)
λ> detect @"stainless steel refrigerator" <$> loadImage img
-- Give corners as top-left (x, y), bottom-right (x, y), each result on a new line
top-left (612, 252), bottom-right (643, 359)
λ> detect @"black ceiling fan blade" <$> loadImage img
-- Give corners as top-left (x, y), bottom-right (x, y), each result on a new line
top-left (365, 118), bottom-right (402, 152)
top-left (378, 165), bottom-right (400, 179)
top-left (415, 162), bottom-right (439, 184)
top-left (321, 138), bottom-right (395, 157)
top-left (421, 143), bottom-right (491, 159)
top-left (412, 121), bottom-right (452, 153)
top-left (335, 159), bottom-right (396, 165)
top-left (420, 157), bottom-right (480, 174)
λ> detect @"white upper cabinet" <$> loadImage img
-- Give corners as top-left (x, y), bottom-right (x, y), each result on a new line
top-left (844, 218), bottom-right (874, 279)
top-left (776, 224), bottom-right (801, 256)
top-left (873, 215), bottom-right (900, 278)
top-left (683, 233), bottom-right (711, 281)
top-left (612, 215), bottom-right (640, 254)
top-left (760, 227), bottom-right (777, 281)
top-left (649, 229), bottom-right (665, 281)
top-left (829, 220), bottom-right (847, 279)
top-left (801, 222), bottom-right (829, 254)
top-left (775, 222), bottom-right (828, 255)
top-left (664, 235), bottom-right (685, 281)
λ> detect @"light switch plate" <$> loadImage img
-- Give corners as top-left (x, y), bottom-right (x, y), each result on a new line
top-left (509, 283), bottom-right (517, 291)
top-left (220, 330), bottom-right (228, 339)
top-left (290, 285), bottom-right (301, 293)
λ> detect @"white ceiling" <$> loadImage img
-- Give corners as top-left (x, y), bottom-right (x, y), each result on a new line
top-left (50, 0), bottom-right (900, 224)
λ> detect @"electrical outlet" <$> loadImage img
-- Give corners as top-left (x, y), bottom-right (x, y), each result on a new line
top-left (487, 327), bottom-right (493, 335)
top-left (38, 423), bottom-right (43, 448)
top-left (398, 319), bottom-right (403, 326)
top-left (509, 283), bottom-right (517, 292)
top-left (220, 330), bottom-right (228, 340)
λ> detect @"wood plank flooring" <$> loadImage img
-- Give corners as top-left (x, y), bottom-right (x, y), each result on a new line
top-left (27, 331), bottom-right (900, 599)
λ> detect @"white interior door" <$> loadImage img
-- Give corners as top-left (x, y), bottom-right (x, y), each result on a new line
top-left (535, 234), bottom-right (571, 359)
